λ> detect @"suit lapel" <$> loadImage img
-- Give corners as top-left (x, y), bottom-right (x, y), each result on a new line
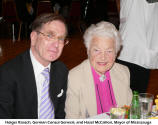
top-left (21, 51), bottom-right (38, 117)
top-left (49, 61), bottom-right (58, 109)
top-left (81, 60), bottom-right (97, 117)
top-left (110, 63), bottom-right (125, 106)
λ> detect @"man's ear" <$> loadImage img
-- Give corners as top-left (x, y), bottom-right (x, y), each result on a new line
top-left (30, 31), bottom-right (37, 46)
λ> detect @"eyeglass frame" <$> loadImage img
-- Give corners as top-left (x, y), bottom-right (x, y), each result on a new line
top-left (36, 30), bottom-right (69, 45)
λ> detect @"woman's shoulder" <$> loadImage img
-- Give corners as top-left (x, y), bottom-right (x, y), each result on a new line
top-left (110, 63), bottom-right (130, 87)
top-left (112, 62), bottom-right (129, 73)
top-left (68, 59), bottom-right (91, 88)
top-left (110, 62), bottom-right (130, 79)
top-left (69, 59), bottom-right (90, 74)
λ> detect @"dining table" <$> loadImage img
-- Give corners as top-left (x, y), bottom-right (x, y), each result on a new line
top-left (88, 105), bottom-right (158, 119)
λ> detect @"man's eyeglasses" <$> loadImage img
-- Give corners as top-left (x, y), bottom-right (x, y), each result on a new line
top-left (36, 31), bottom-right (69, 45)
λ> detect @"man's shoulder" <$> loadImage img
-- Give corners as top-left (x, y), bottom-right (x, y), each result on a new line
top-left (52, 60), bottom-right (68, 70)
top-left (0, 50), bottom-right (29, 70)
top-left (51, 60), bottom-right (68, 76)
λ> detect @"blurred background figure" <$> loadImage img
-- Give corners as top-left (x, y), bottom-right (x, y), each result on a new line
top-left (51, 0), bottom-right (72, 18)
top-left (81, 0), bottom-right (108, 27)
top-left (14, 0), bottom-right (38, 39)
top-left (115, 0), bottom-right (158, 93)
top-left (14, 0), bottom-right (37, 22)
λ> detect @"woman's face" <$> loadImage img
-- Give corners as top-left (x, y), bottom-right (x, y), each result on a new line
top-left (88, 36), bottom-right (116, 75)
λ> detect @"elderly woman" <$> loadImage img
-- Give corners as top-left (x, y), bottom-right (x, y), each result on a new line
top-left (65, 21), bottom-right (132, 118)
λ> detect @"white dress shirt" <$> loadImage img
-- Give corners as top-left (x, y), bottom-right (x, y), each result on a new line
top-left (30, 50), bottom-right (51, 118)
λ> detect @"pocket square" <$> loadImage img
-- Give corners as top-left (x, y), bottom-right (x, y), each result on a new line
top-left (57, 89), bottom-right (64, 98)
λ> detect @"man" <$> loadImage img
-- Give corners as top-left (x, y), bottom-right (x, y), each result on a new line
top-left (0, 13), bottom-right (69, 119)
top-left (115, 0), bottom-right (158, 93)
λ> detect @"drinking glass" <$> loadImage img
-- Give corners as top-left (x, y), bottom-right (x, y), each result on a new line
top-left (139, 93), bottom-right (154, 119)
top-left (110, 107), bottom-right (126, 119)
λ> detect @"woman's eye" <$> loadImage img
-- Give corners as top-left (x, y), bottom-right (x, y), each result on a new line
top-left (94, 49), bottom-right (99, 52)
top-left (106, 50), bottom-right (113, 53)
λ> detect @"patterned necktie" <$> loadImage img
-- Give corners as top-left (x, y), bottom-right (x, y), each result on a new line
top-left (39, 68), bottom-right (55, 119)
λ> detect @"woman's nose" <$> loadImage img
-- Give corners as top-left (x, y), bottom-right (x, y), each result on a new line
top-left (100, 52), bottom-right (106, 60)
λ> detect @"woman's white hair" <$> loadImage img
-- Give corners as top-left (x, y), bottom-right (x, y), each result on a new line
top-left (83, 21), bottom-right (122, 54)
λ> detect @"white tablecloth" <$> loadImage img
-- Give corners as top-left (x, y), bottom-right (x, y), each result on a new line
top-left (88, 113), bottom-right (110, 119)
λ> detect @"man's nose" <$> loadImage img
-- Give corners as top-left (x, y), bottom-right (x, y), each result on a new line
top-left (52, 39), bottom-right (60, 47)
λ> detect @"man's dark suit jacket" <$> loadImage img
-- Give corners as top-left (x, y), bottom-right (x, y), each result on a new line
top-left (0, 50), bottom-right (68, 119)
